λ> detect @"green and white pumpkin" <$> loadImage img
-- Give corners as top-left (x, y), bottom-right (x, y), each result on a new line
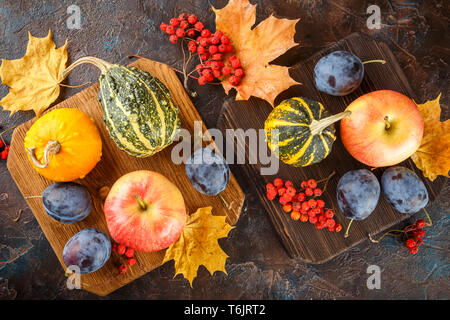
top-left (61, 57), bottom-right (180, 157)
top-left (265, 97), bottom-right (350, 167)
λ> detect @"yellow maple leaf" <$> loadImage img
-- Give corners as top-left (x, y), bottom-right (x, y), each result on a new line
top-left (0, 30), bottom-right (68, 116)
top-left (213, 0), bottom-right (300, 106)
top-left (411, 93), bottom-right (450, 181)
top-left (162, 206), bottom-right (234, 287)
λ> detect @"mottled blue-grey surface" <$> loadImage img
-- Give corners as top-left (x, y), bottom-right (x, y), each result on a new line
top-left (0, 0), bottom-right (449, 299)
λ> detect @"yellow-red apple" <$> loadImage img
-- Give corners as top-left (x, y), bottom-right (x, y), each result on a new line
top-left (104, 170), bottom-right (186, 252)
top-left (340, 90), bottom-right (423, 167)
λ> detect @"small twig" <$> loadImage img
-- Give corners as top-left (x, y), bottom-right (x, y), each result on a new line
top-left (12, 209), bottom-right (24, 222)
top-left (60, 81), bottom-right (92, 88)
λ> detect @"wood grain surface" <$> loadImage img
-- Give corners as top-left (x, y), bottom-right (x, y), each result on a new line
top-left (218, 33), bottom-right (445, 264)
top-left (6, 59), bottom-right (245, 296)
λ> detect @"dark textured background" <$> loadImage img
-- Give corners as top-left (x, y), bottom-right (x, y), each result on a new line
top-left (0, 0), bottom-right (449, 299)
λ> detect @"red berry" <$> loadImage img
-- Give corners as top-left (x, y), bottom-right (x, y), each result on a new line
top-left (278, 187), bottom-right (286, 196)
top-left (212, 53), bottom-right (222, 61)
top-left (118, 264), bottom-right (128, 274)
top-left (300, 214), bottom-right (309, 223)
top-left (200, 53), bottom-right (210, 61)
top-left (222, 66), bottom-right (232, 75)
top-left (300, 181), bottom-right (308, 189)
top-left (229, 73), bottom-right (240, 85)
top-left (416, 229), bottom-right (425, 238)
top-left (309, 215), bottom-right (318, 224)
top-left (406, 238), bottom-right (416, 248)
top-left (117, 244), bottom-right (126, 255)
top-left (284, 180), bottom-right (293, 188)
top-left (326, 219), bottom-right (335, 228)
top-left (267, 192), bottom-right (276, 201)
top-left (188, 44), bottom-right (197, 53)
top-left (225, 45), bottom-right (233, 53)
top-left (218, 44), bottom-right (227, 53)
top-left (125, 248), bottom-right (135, 258)
top-left (266, 183), bottom-right (276, 192)
top-left (180, 20), bottom-right (189, 29)
top-left (160, 23), bottom-right (168, 31)
top-left (301, 201), bottom-right (310, 211)
top-left (197, 37), bottom-right (207, 47)
top-left (187, 29), bottom-right (196, 37)
top-left (0, 150), bottom-right (7, 160)
top-left (194, 21), bottom-right (204, 31)
top-left (169, 35), bottom-right (178, 43)
top-left (307, 179), bottom-right (317, 189)
top-left (127, 258), bottom-right (137, 266)
top-left (213, 69), bottom-right (222, 78)
top-left (214, 30), bottom-right (223, 39)
top-left (313, 188), bottom-right (322, 197)
top-left (286, 186), bottom-right (296, 196)
top-left (112, 242), bottom-right (117, 253)
top-left (178, 13), bottom-right (187, 20)
top-left (220, 35), bottom-right (230, 44)
top-left (165, 25), bottom-right (175, 35)
top-left (210, 36), bottom-right (220, 45)
top-left (197, 45), bottom-right (206, 54)
top-left (324, 210), bottom-right (334, 219)
top-left (316, 199), bottom-right (325, 208)
top-left (296, 193), bottom-right (306, 202)
top-left (279, 197), bottom-right (288, 205)
top-left (408, 246), bottom-right (419, 254)
top-left (283, 203), bottom-right (293, 213)
top-left (416, 238), bottom-right (423, 246)
top-left (292, 202), bottom-right (301, 211)
top-left (231, 59), bottom-right (241, 69)
top-left (175, 28), bottom-right (185, 37)
top-left (305, 187), bottom-right (313, 197)
top-left (291, 211), bottom-right (301, 221)
top-left (187, 14), bottom-right (197, 24)
top-left (335, 224), bottom-right (342, 232)
top-left (234, 68), bottom-right (244, 78)
top-left (198, 75), bottom-right (207, 85)
top-left (307, 209), bottom-right (316, 217)
top-left (169, 18), bottom-right (179, 27)
top-left (318, 214), bottom-right (326, 223)
top-left (308, 198), bottom-right (317, 208)
top-left (201, 29), bottom-right (211, 38)
top-left (274, 178), bottom-right (284, 188)
top-left (415, 219), bottom-right (426, 229)
top-left (228, 55), bottom-right (237, 62)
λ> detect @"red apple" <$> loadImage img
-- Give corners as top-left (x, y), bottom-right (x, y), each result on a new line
top-left (104, 170), bottom-right (186, 252)
top-left (340, 90), bottom-right (423, 167)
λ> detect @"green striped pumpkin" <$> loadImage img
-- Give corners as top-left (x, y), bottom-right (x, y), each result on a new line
top-left (62, 57), bottom-right (180, 157)
top-left (265, 97), bottom-right (350, 167)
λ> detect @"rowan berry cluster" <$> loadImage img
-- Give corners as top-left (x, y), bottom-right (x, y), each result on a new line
top-left (0, 140), bottom-right (10, 160)
top-left (112, 242), bottom-right (136, 274)
top-left (404, 219), bottom-right (427, 255)
top-left (160, 13), bottom-right (244, 86)
top-left (266, 176), bottom-right (342, 232)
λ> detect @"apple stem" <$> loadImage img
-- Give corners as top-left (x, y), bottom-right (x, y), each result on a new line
top-left (310, 111), bottom-right (351, 136)
top-left (423, 208), bottom-right (432, 227)
top-left (134, 194), bottom-right (147, 211)
top-left (344, 219), bottom-right (354, 238)
top-left (362, 59), bottom-right (386, 65)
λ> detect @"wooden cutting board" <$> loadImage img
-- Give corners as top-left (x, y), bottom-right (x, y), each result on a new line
top-left (217, 33), bottom-right (445, 264)
top-left (6, 59), bottom-right (244, 296)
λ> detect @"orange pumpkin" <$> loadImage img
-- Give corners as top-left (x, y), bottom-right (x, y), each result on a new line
top-left (24, 108), bottom-right (102, 182)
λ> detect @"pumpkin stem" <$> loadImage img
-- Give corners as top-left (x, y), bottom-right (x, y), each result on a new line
top-left (27, 140), bottom-right (61, 169)
top-left (309, 111), bottom-right (351, 136)
top-left (60, 56), bottom-right (113, 81)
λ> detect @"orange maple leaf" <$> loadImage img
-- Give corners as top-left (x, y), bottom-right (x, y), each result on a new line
top-left (411, 94), bottom-right (450, 181)
top-left (213, 0), bottom-right (300, 106)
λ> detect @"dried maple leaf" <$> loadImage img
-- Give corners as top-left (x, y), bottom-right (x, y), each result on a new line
top-left (213, 0), bottom-right (300, 106)
top-left (411, 94), bottom-right (450, 181)
top-left (0, 30), bottom-right (68, 116)
top-left (162, 206), bottom-right (234, 287)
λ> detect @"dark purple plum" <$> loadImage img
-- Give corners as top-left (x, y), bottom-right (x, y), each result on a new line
top-left (336, 169), bottom-right (380, 220)
top-left (63, 228), bottom-right (111, 274)
top-left (185, 147), bottom-right (230, 196)
top-left (381, 166), bottom-right (428, 214)
top-left (42, 182), bottom-right (92, 223)
top-left (314, 51), bottom-right (364, 96)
